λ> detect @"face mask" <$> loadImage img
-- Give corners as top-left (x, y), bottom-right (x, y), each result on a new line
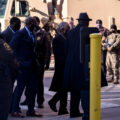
top-left (96, 24), bottom-right (102, 29)
top-left (111, 30), bottom-right (116, 33)
top-left (30, 23), bottom-right (36, 31)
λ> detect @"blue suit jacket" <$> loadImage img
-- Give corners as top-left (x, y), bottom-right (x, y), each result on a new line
top-left (10, 28), bottom-right (37, 68)
top-left (2, 26), bottom-right (14, 43)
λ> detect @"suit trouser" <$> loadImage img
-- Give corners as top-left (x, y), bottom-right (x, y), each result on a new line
top-left (9, 77), bottom-right (16, 113)
top-left (70, 89), bottom-right (89, 120)
top-left (37, 64), bottom-right (45, 105)
top-left (12, 66), bottom-right (37, 112)
top-left (24, 64), bottom-right (45, 105)
top-left (0, 78), bottom-right (12, 120)
top-left (50, 90), bottom-right (67, 110)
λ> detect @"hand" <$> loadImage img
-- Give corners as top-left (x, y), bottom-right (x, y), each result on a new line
top-left (108, 47), bottom-right (112, 52)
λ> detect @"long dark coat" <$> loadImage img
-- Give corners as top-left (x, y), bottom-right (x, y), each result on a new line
top-left (0, 35), bottom-right (18, 120)
top-left (49, 34), bottom-right (66, 91)
top-left (64, 24), bottom-right (107, 91)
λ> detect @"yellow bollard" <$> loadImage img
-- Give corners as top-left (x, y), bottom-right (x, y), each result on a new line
top-left (90, 33), bottom-right (102, 120)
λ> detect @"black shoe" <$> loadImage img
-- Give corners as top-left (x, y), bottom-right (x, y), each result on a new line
top-left (82, 115), bottom-right (89, 120)
top-left (38, 104), bottom-right (44, 108)
top-left (20, 100), bottom-right (27, 105)
top-left (58, 109), bottom-right (69, 115)
top-left (70, 112), bottom-right (83, 118)
top-left (11, 112), bottom-right (25, 118)
top-left (26, 111), bottom-right (42, 117)
top-left (48, 100), bottom-right (57, 112)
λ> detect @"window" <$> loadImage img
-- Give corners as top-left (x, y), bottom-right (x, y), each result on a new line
top-left (11, 0), bottom-right (29, 17)
top-left (0, 0), bottom-right (8, 18)
top-left (52, 0), bottom-right (57, 15)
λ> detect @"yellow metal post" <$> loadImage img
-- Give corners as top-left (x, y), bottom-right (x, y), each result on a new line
top-left (90, 33), bottom-right (102, 120)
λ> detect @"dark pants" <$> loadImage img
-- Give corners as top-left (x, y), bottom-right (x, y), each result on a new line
top-left (102, 50), bottom-right (107, 75)
top-left (70, 89), bottom-right (89, 120)
top-left (50, 90), bottom-right (67, 111)
top-left (12, 66), bottom-right (37, 112)
top-left (23, 64), bottom-right (45, 105)
top-left (9, 77), bottom-right (16, 113)
top-left (0, 78), bottom-right (12, 120)
top-left (37, 65), bottom-right (45, 105)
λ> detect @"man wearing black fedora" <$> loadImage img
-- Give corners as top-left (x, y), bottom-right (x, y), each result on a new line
top-left (63, 12), bottom-right (107, 120)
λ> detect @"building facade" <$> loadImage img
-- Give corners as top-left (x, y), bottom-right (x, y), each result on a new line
top-left (1, 0), bottom-right (120, 31)
top-left (64, 0), bottom-right (120, 28)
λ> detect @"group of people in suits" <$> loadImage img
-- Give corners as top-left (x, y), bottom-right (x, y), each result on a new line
top-left (0, 16), bottom-right (51, 119)
top-left (0, 12), bottom-right (108, 120)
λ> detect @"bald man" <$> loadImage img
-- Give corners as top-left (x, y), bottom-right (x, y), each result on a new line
top-left (10, 17), bottom-right (42, 117)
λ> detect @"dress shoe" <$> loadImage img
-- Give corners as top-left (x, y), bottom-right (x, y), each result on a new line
top-left (58, 109), bottom-right (69, 115)
top-left (82, 115), bottom-right (89, 120)
top-left (70, 112), bottom-right (83, 118)
top-left (48, 100), bottom-right (57, 112)
top-left (38, 104), bottom-right (44, 108)
top-left (26, 111), bottom-right (42, 117)
top-left (20, 99), bottom-right (28, 105)
top-left (11, 112), bottom-right (25, 118)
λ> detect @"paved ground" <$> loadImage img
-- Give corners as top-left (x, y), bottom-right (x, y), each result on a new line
top-left (8, 70), bottom-right (120, 120)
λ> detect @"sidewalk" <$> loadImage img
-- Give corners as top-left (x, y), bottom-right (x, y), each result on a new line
top-left (8, 106), bottom-right (120, 120)
top-left (8, 71), bottom-right (120, 120)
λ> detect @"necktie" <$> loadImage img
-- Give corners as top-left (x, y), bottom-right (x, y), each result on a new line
top-left (30, 32), bottom-right (35, 43)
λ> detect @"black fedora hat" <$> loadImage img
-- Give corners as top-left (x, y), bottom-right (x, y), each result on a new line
top-left (76, 12), bottom-right (92, 21)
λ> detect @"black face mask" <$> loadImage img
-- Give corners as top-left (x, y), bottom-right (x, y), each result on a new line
top-left (29, 24), bottom-right (36, 32)
top-left (111, 30), bottom-right (116, 33)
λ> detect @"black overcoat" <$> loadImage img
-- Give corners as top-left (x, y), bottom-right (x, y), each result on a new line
top-left (0, 35), bottom-right (18, 120)
top-left (63, 24), bottom-right (107, 91)
top-left (49, 34), bottom-right (66, 91)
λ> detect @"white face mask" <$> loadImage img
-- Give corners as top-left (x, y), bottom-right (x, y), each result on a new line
top-left (96, 24), bottom-right (102, 29)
